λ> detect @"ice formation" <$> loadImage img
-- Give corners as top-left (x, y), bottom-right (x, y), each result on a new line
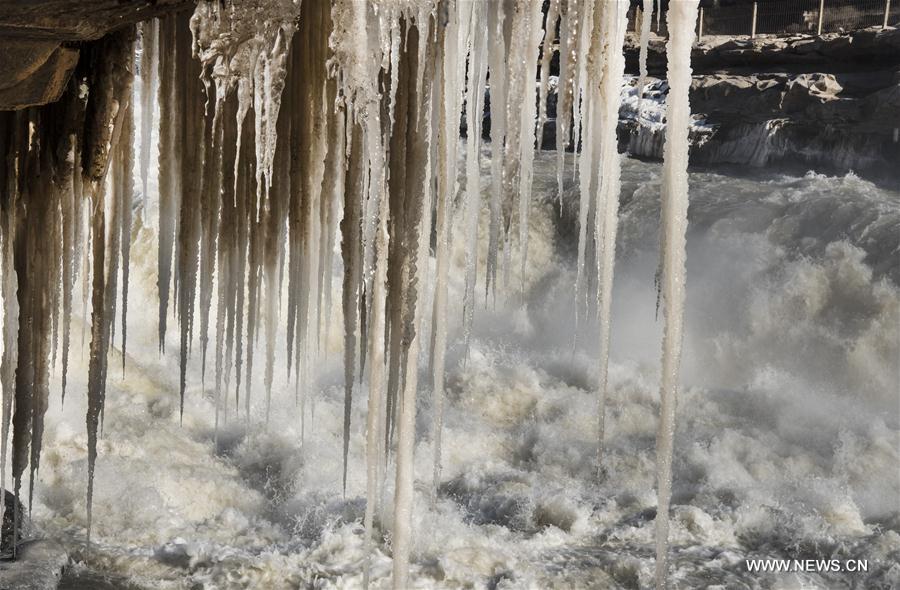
top-left (654, 1), bottom-right (700, 587)
top-left (0, 0), bottom-right (698, 585)
top-left (637, 0), bottom-right (655, 117)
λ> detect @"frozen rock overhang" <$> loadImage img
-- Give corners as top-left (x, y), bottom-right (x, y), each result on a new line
top-left (0, 0), bottom-right (191, 109)
top-left (0, 0), bottom-right (192, 41)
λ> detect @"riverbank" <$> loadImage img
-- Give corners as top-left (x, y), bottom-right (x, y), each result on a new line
top-left (532, 27), bottom-right (900, 184)
top-left (621, 27), bottom-right (900, 183)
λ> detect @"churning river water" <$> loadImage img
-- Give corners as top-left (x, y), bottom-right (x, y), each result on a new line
top-left (35, 152), bottom-right (900, 589)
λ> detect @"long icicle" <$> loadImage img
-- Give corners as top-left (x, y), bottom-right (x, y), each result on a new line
top-left (82, 26), bottom-right (136, 545)
top-left (139, 19), bottom-right (159, 210)
top-left (593, 0), bottom-right (629, 465)
top-left (460, 1), bottom-right (488, 356)
top-left (176, 15), bottom-right (203, 422)
top-left (0, 112), bottom-right (20, 540)
top-left (485, 0), bottom-right (508, 302)
top-left (61, 75), bottom-right (89, 404)
top-left (637, 0), bottom-right (654, 118)
top-left (10, 110), bottom-right (34, 552)
top-left (536, 0), bottom-right (560, 155)
top-left (392, 15), bottom-right (435, 588)
top-left (119, 89), bottom-right (135, 376)
top-left (515, 0), bottom-right (546, 293)
top-left (431, 0), bottom-right (464, 498)
top-left (340, 119), bottom-right (363, 495)
top-left (157, 15), bottom-right (179, 353)
top-left (555, 0), bottom-right (579, 202)
top-left (654, 1), bottom-right (699, 587)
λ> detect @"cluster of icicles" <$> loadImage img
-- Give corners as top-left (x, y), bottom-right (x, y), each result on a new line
top-left (0, 0), bottom-right (699, 587)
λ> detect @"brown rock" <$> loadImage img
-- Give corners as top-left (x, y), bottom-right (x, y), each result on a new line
top-left (0, 41), bottom-right (79, 109)
top-left (0, 0), bottom-right (190, 110)
top-left (0, 0), bottom-right (192, 42)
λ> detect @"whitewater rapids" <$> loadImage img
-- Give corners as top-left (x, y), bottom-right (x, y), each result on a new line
top-left (29, 152), bottom-right (900, 589)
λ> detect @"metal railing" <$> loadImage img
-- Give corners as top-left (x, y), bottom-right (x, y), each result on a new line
top-left (632, 0), bottom-right (898, 39)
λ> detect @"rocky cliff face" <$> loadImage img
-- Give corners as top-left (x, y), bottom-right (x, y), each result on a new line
top-left (618, 68), bottom-right (900, 182)
top-left (617, 27), bottom-right (900, 183)
top-left (626, 26), bottom-right (900, 75)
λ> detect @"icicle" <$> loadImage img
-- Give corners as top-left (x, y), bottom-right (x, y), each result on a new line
top-left (191, 0), bottom-right (301, 216)
top-left (637, 0), bottom-right (654, 118)
top-left (485, 0), bottom-right (508, 301)
top-left (199, 94), bottom-right (224, 386)
top-left (232, 126), bottom-right (252, 418)
top-left (84, 180), bottom-right (108, 546)
top-left (537, 0), bottom-right (560, 151)
top-left (79, 25), bottom-right (136, 544)
top-left (106, 151), bottom-right (122, 360)
top-left (515, 0), bottom-right (546, 292)
top-left (175, 16), bottom-right (204, 422)
top-left (654, 2), bottom-right (699, 587)
top-left (318, 140), bottom-right (343, 357)
top-left (573, 94), bottom-right (598, 334)
top-left (461, 2), bottom-right (488, 354)
top-left (498, 0), bottom-right (537, 294)
top-left (12, 112), bottom-right (38, 543)
top-left (61, 76), bottom-right (89, 403)
top-left (571, 0), bottom-right (595, 171)
top-left (157, 15), bottom-right (179, 353)
top-left (591, 0), bottom-right (629, 463)
top-left (119, 95), bottom-right (135, 376)
top-left (3, 112), bottom-right (29, 553)
top-left (555, 0), bottom-right (579, 200)
top-left (49, 198), bottom-right (63, 381)
top-left (340, 120), bottom-right (363, 495)
top-left (139, 19), bottom-right (159, 210)
top-left (431, 0), bottom-right (471, 496)
top-left (244, 180), bottom-right (261, 419)
top-left (390, 18), bottom-right (435, 589)
top-left (284, 0), bottom-right (333, 438)
top-left (263, 80), bottom-right (291, 422)
top-left (318, 83), bottom-right (344, 359)
top-left (329, 0), bottom-right (398, 580)
top-left (363, 164), bottom-right (389, 590)
top-left (281, 0), bottom-right (330, 408)
top-left (0, 112), bottom-right (19, 537)
top-left (215, 91), bottom-right (239, 436)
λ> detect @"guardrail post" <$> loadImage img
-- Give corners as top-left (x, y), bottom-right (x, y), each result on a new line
top-left (698, 7), bottom-right (704, 39)
top-left (885, 0), bottom-right (892, 29)
top-left (817, 0), bottom-right (825, 35)
top-left (751, 2), bottom-right (758, 37)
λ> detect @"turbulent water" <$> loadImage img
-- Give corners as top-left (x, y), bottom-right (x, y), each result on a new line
top-left (29, 151), bottom-right (899, 589)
